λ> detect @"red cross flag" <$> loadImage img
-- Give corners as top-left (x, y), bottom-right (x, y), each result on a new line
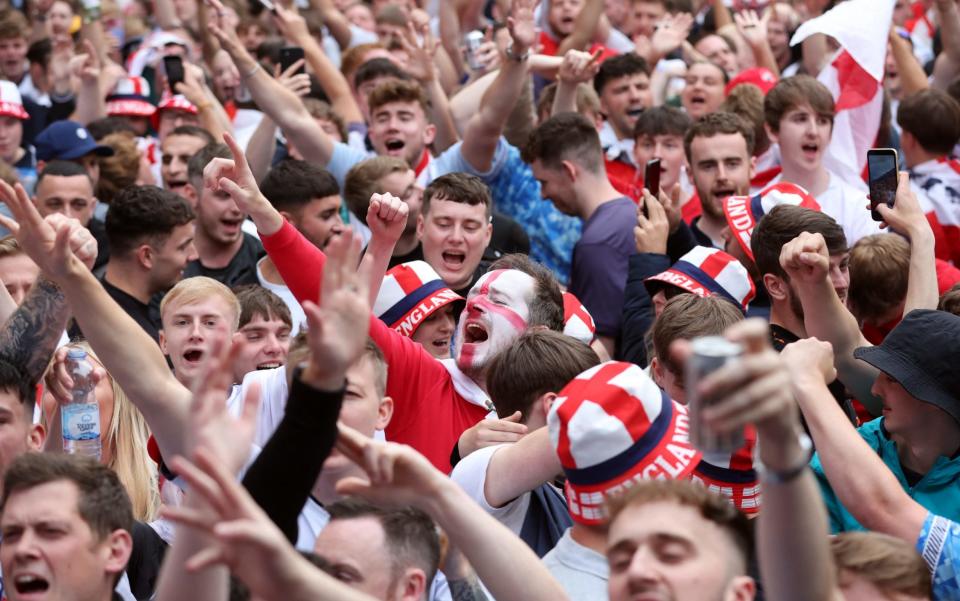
top-left (790, 0), bottom-right (896, 190)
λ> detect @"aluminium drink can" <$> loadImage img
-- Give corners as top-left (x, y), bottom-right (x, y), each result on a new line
top-left (464, 30), bottom-right (486, 71)
top-left (686, 336), bottom-right (744, 454)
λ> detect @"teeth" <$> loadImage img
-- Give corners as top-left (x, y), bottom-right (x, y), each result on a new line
top-left (15, 576), bottom-right (38, 583)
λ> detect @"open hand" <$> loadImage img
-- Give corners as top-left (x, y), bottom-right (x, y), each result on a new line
top-left (302, 229), bottom-right (371, 390)
top-left (0, 183), bottom-right (95, 281)
top-left (184, 338), bottom-right (261, 474)
top-left (507, 0), bottom-right (539, 53)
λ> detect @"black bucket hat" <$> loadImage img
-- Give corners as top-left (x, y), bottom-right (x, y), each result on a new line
top-left (854, 310), bottom-right (960, 423)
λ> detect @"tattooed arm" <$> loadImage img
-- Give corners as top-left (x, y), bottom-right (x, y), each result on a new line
top-left (0, 277), bottom-right (69, 384)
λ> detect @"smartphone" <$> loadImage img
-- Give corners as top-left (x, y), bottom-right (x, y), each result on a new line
top-left (256, 0), bottom-right (278, 13)
top-left (279, 47), bottom-right (306, 76)
top-left (867, 148), bottom-right (899, 221)
top-left (163, 56), bottom-right (184, 93)
top-left (644, 158), bottom-right (661, 196)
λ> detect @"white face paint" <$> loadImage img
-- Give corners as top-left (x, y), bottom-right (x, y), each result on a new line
top-left (455, 269), bottom-right (536, 375)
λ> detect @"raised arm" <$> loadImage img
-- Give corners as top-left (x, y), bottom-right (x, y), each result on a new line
top-left (932, 0), bottom-right (960, 89)
top-left (877, 172), bottom-right (938, 314)
top-left (556, 0), bottom-right (604, 56)
top-left (336, 426), bottom-right (570, 601)
top-left (156, 341), bottom-right (263, 601)
top-left (734, 10), bottom-right (781, 76)
top-left (0, 213), bottom-right (96, 383)
top-left (786, 338), bottom-right (927, 544)
top-left (208, 0), bottom-right (336, 167)
top-left (683, 320), bottom-right (839, 601)
top-left (460, 0), bottom-right (537, 172)
top-left (175, 63), bottom-right (232, 142)
top-left (781, 232), bottom-right (882, 414)
top-left (69, 41), bottom-right (108, 125)
top-left (888, 28), bottom-right (928, 96)
top-left (399, 22), bottom-right (460, 153)
top-left (0, 181), bottom-right (192, 462)
top-left (163, 448), bottom-right (378, 601)
top-left (0, 277), bottom-right (69, 385)
top-left (362, 194), bottom-right (407, 304)
top-left (551, 49), bottom-right (602, 116)
top-left (272, 5), bottom-right (364, 125)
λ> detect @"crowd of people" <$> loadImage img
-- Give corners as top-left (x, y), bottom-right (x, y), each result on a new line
top-left (0, 0), bottom-right (957, 599)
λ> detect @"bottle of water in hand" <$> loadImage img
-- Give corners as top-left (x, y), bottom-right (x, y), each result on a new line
top-left (61, 348), bottom-right (102, 461)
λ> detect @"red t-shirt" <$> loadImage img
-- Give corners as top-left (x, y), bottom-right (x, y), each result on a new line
top-left (261, 222), bottom-right (489, 472)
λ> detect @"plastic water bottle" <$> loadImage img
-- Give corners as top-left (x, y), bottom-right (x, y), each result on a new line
top-left (61, 349), bottom-right (102, 460)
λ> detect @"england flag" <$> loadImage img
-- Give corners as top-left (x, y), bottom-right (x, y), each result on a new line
top-left (790, 0), bottom-right (896, 191)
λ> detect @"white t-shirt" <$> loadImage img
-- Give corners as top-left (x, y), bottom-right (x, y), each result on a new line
top-left (256, 258), bottom-right (306, 336)
top-left (450, 444), bottom-right (530, 537)
top-left (770, 171), bottom-right (881, 246)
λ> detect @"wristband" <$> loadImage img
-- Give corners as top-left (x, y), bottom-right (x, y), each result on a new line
top-left (754, 432), bottom-right (813, 485)
top-left (242, 63), bottom-right (262, 80)
top-left (505, 45), bottom-right (530, 63)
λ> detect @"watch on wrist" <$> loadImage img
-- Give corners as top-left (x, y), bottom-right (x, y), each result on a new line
top-left (754, 432), bottom-right (813, 485)
top-left (505, 45), bottom-right (530, 62)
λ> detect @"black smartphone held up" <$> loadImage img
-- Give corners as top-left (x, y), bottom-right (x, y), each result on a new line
top-left (280, 47), bottom-right (306, 76)
top-left (867, 148), bottom-right (899, 221)
top-left (163, 56), bottom-right (185, 93)
top-left (644, 158), bottom-right (661, 196)
top-left (256, 0), bottom-right (278, 14)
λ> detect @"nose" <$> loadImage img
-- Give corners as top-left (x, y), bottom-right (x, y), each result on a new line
top-left (188, 320), bottom-right (204, 340)
top-left (716, 163), bottom-right (728, 180)
top-left (186, 242), bottom-right (199, 262)
top-left (625, 547), bottom-right (662, 589)
top-left (11, 531), bottom-right (40, 560)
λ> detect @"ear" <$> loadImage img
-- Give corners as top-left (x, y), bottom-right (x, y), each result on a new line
top-left (651, 356), bottom-right (665, 388)
top-left (416, 213), bottom-right (425, 240)
top-left (136, 244), bottom-right (154, 270)
top-left (158, 329), bottom-right (169, 356)
top-left (900, 129), bottom-right (915, 152)
top-left (529, 391), bottom-right (557, 426)
top-left (483, 219), bottom-right (493, 246)
top-left (763, 273), bottom-right (789, 301)
top-left (376, 395), bottom-right (394, 431)
top-left (726, 575), bottom-right (757, 601)
top-left (561, 159), bottom-right (578, 183)
top-left (279, 209), bottom-right (296, 225)
top-left (182, 182), bottom-right (199, 207)
top-left (398, 568), bottom-right (427, 601)
top-left (102, 528), bottom-right (134, 578)
top-left (764, 122), bottom-right (778, 145)
top-left (748, 154), bottom-right (757, 180)
top-left (27, 422), bottom-right (44, 451)
top-left (423, 122), bottom-right (437, 147)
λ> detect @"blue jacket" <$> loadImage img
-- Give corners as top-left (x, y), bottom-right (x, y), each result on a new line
top-left (811, 418), bottom-right (960, 533)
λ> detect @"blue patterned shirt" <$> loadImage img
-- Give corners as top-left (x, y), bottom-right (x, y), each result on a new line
top-left (918, 513), bottom-right (960, 601)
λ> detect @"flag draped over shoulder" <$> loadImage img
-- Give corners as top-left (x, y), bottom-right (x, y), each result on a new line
top-left (790, 0), bottom-right (896, 191)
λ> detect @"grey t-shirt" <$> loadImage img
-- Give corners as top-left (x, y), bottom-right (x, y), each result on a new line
top-left (542, 529), bottom-right (609, 600)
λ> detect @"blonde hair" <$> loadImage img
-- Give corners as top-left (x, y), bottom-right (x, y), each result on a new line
top-left (45, 342), bottom-right (161, 521)
top-left (0, 235), bottom-right (22, 259)
top-left (159, 276), bottom-right (241, 331)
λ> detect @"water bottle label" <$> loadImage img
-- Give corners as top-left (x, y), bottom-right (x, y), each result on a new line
top-left (62, 404), bottom-right (100, 441)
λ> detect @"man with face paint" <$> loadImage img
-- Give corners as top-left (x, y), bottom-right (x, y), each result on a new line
top-left (208, 142), bottom-right (566, 471)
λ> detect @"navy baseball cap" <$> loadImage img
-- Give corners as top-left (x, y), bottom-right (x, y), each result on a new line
top-left (35, 121), bottom-right (115, 162)
top-left (854, 310), bottom-right (960, 423)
